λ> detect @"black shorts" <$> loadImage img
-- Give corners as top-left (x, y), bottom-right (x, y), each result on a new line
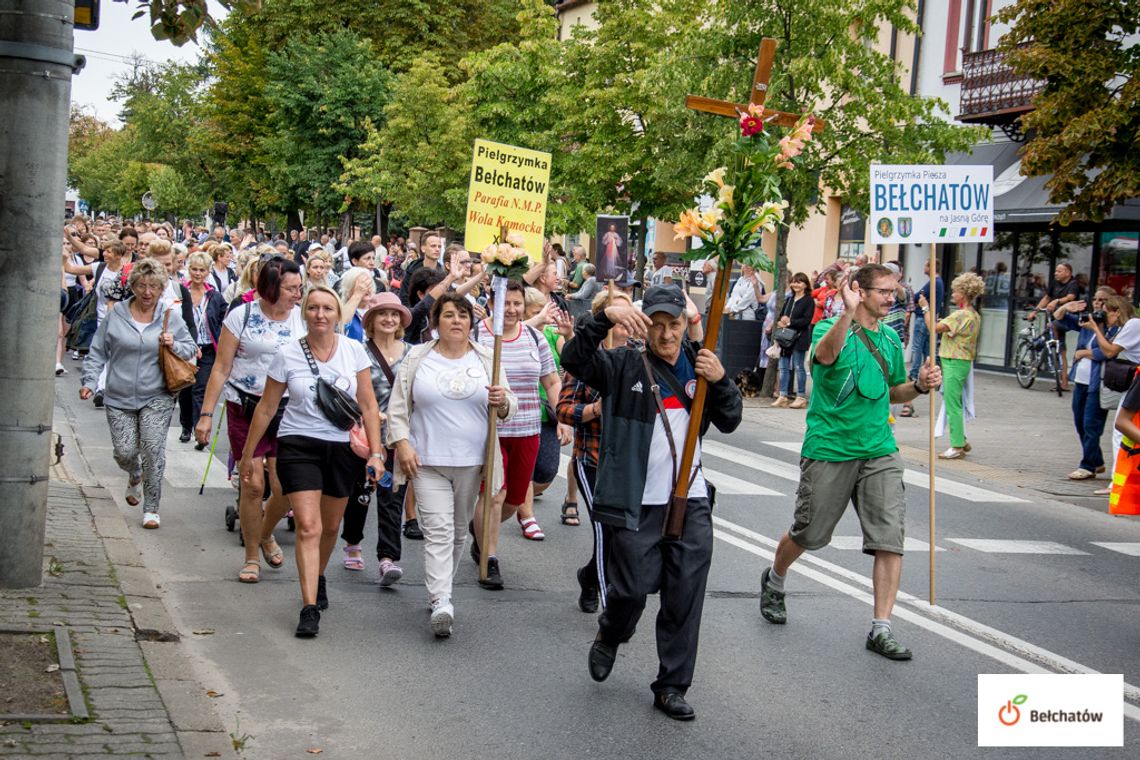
top-left (276, 435), bottom-right (365, 499)
top-left (532, 419), bottom-right (561, 485)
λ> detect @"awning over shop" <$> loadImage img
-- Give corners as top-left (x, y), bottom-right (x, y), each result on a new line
top-left (945, 141), bottom-right (1140, 224)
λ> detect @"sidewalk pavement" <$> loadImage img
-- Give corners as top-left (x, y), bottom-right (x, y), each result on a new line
top-left (740, 368), bottom-right (1115, 512)
top-left (0, 404), bottom-right (235, 759)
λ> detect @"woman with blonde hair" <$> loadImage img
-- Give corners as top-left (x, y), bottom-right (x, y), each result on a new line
top-left (303, 249), bottom-right (339, 292)
top-left (80, 259), bottom-right (197, 528)
top-left (209, 241), bottom-right (238, 295)
top-left (225, 254), bottom-right (263, 305)
top-left (338, 266), bottom-right (376, 341)
top-left (241, 284), bottom-right (383, 637)
top-left (185, 251), bottom-right (227, 448)
top-left (933, 271), bottom-right (986, 459)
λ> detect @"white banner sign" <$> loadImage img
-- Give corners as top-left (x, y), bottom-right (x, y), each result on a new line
top-left (870, 164), bottom-right (994, 244)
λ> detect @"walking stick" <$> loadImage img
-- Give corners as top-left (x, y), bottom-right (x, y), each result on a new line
top-left (928, 247), bottom-right (938, 605)
top-left (198, 403), bottom-right (226, 495)
top-left (663, 257), bottom-right (733, 539)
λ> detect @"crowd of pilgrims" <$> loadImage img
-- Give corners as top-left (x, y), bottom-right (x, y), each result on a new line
top-left (59, 215), bottom-right (681, 641)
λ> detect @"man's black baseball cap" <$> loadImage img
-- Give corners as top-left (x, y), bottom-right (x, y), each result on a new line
top-left (641, 285), bottom-right (686, 318)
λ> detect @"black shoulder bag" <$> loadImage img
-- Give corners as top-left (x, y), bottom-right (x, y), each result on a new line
top-left (301, 338), bottom-right (363, 431)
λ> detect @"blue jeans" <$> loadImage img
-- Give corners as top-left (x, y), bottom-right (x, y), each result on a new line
top-left (909, 319), bottom-right (929, 380)
top-left (779, 350), bottom-right (807, 397)
top-left (1072, 382), bottom-right (1108, 472)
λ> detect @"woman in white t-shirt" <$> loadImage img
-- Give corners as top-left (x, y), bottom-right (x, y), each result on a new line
top-left (194, 258), bottom-right (304, 585)
top-left (386, 292), bottom-right (515, 638)
top-left (241, 285), bottom-right (383, 639)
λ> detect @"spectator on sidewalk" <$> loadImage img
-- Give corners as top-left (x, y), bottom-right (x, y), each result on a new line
top-left (568, 264), bottom-right (601, 302)
top-left (724, 263), bottom-right (772, 321)
top-left (934, 273), bottom-right (985, 460)
top-left (1029, 261), bottom-right (1083, 391)
top-left (771, 272), bottom-right (814, 409)
top-left (1055, 289), bottom-right (1126, 479)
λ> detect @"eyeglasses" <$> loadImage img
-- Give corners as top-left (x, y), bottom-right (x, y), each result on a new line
top-left (863, 287), bottom-right (896, 297)
top-left (133, 283), bottom-right (163, 293)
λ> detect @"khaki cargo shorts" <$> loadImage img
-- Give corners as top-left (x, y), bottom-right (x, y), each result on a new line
top-left (788, 453), bottom-right (906, 556)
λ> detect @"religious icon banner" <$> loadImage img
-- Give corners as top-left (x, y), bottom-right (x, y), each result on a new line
top-left (595, 215), bottom-right (631, 283)
top-left (870, 164), bottom-right (993, 244)
top-left (465, 139), bottom-right (552, 261)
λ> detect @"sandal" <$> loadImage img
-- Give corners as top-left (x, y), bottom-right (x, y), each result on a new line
top-left (342, 544), bottom-right (364, 571)
top-left (260, 536), bottom-right (284, 568)
top-left (898, 404), bottom-right (915, 418)
top-left (238, 560), bottom-right (260, 584)
top-left (518, 516), bottom-right (545, 541)
top-left (560, 502), bottom-right (580, 526)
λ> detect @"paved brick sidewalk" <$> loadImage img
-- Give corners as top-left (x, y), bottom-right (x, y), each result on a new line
top-left (0, 482), bottom-right (184, 758)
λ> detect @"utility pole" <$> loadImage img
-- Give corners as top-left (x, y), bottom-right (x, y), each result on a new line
top-left (0, 1), bottom-right (83, 588)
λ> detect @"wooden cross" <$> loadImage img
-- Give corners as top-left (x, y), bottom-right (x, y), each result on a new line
top-left (663, 37), bottom-right (824, 540)
top-left (685, 38), bottom-right (826, 133)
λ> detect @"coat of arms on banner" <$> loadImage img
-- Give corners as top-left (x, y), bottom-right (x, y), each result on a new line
top-left (898, 217), bottom-right (913, 238)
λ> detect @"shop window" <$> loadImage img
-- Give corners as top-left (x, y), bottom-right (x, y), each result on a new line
top-left (1099, 231), bottom-right (1139, 302)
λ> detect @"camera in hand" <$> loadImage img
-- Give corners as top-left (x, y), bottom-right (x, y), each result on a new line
top-left (1080, 310), bottom-right (1108, 325)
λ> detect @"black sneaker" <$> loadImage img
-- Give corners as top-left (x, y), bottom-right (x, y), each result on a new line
top-left (316, 575), bottom-right (328, 610)
top-left (478, 556), bottom-right (504, 590)
top-left (92, 391), bottom-right (104, 408)
top-left (179, 428), bottom-right (192, 443)
top-left (468, 520), bottom-right (480, 564)
top-left (403, 518), bottom-right (424, 540)
top-left (295, 605), bottom-right (320, 638)
top-left (576, 566), bottom-right (599, 613)
top-left (759, 567), bottom-right (786, 625)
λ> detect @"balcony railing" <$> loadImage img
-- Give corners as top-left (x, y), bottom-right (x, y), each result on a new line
top-left (958, 46), bottom-right (1044, 125)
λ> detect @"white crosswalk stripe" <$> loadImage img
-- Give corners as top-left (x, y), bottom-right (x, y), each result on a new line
top-left (730, 439), bottom-right (1029, 503)
top-left (945, 538), bottom-right (1089, 555)
top-left (1090, 542), bottom-right (1140, 557)
top-left (555, 453), bottom-right (781, 495)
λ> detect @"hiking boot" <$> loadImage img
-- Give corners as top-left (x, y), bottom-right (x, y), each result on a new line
top-left (759, 567), bottom-right (786, 625)
top-left (866, 630), bottom-right (913, 661)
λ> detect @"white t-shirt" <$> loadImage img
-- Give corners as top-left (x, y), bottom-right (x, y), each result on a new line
top-left (1113, 319), bottom-right (1140, 363)
top-left (268, 336), bottom-right (370, 442)
top-left (409, 349), bottom-right (489, 467)
top-left (94, 264), bottom-right (120, 322)
top-left (1073, 330), bottom-right (1095, 385)
top-left (650, 265), bottom-right (673, 287)
top-left (222, 301), bottom-right (306, 402)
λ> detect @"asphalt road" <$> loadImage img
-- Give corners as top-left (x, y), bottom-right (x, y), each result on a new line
top-left (53, 366), bottom-right (1140, 759)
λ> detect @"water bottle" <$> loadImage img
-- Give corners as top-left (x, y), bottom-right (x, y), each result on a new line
top-left (379, 471), bottom-right (393, 488)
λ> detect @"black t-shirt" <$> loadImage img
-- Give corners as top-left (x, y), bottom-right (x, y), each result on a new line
top-left (1050, 278), bottom-right (1081, 302)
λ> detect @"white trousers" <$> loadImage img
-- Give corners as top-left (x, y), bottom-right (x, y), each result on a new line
top-left (412, 465), bottom-right (483, 602)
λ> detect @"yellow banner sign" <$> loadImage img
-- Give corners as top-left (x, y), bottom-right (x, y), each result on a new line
top-left (465, 139), bottom-right (552, 261)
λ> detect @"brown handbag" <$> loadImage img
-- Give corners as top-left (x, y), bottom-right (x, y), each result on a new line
top-left (159, 309), bottom-right (197, 393)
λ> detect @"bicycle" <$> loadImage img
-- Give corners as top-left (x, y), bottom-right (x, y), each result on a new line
top-left (1014, 308), bottom-right (1064, 396)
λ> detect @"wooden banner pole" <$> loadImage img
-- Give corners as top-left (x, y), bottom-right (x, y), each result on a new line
top-left (928, 245), bottom-right (938, 606)
top-left (479, 225), bottom-right (511, 582)
top-left (663, 257), bottom-right (733, 540)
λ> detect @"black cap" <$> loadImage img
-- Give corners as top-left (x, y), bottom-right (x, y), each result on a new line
top-left (641, 285), bottom-right (686, 318)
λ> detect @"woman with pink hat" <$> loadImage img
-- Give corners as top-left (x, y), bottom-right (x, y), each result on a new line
top-left (340, 292), bottom-right (413, 584)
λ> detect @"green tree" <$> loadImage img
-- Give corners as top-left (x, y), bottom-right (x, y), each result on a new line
top-left (67, 106), bottom-right (114, 189)
top-left (995, 0), bottom-right (1140, 224)
top-left (261, 29), bottom-right (391, 230)
top-left (337, 54), bottom-right (473, 230)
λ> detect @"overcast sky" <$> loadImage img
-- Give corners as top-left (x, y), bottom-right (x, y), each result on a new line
top-left (70, 1), bottom-right (227, 126)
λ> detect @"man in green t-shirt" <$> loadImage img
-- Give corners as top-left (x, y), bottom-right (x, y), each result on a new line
top-left (758, 263), bottom-right (942, 660)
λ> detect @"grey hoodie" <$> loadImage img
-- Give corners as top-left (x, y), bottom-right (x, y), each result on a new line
top-left (82, 298), bottom-right (197, 411)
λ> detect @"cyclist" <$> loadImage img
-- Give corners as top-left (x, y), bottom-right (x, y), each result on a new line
top-left (1027, 262), bottom-right (1082, 392)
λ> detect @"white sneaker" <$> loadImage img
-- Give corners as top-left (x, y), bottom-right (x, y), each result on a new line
top-left (142, 512), bottom-right (160, 529)
top-left (55, 363), bottom-right (67, 376)
top-left (429, 597), bottom-right (454, 638)
top-left (938, 447), bottom-right (965, 460)
top-left (69, 350), bottom-right (81, 361)
top-left (125, 479), bottom-right (142, 506)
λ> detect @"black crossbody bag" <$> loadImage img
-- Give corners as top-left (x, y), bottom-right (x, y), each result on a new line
top-left (300, 338), bottom-right (363, 431)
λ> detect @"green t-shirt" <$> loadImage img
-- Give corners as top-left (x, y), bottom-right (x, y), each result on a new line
top-left (802, 317), bottom-right (907, 462)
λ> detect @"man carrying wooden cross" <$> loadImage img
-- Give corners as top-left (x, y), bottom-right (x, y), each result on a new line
top-left (561, 285), bottom-right (742, 721)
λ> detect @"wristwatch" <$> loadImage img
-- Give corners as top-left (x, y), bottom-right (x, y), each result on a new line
top-left (198, 412), bottom-right (213, 418)
top-left (913, 379), bottom-right (930, 395)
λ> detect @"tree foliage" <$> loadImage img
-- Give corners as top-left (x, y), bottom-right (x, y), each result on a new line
top-left (996, 0), bottom-right (1140, 224)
